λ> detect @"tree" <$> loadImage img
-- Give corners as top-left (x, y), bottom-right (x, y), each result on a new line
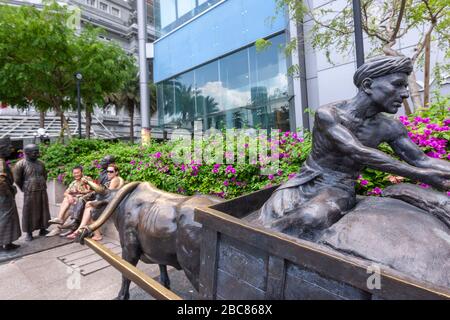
top-left (104, 65), bottom-right (157, 144)
top-left (74, 27), bottom-right (135, 139)
top-left (0, 1), bottom-right (75, 136)
top-left (0, 1), bottom-right (134, 138)
top-left (275, 0), bottom-right (449, 112)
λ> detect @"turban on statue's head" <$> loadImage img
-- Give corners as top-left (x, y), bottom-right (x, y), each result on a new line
top-left (353, 56), bottom-right (413, 88)
top-left (24, 144), bottom-right (39, 153)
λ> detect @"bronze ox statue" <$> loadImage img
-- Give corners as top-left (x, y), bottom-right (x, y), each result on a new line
top-left (77, 182), bottom-right (223, 300)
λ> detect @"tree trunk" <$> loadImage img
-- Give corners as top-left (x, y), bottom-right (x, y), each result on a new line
top-left (57, 111), bottom-right (66, 142)
top-left (39, 111), bottom-right (45, 128)
top-left (86, 109), bottom-right (92, 139)
top-left (129, 100), bottom-right (135, 144)
top-left (402, 99), bottom-right (412, 115)
top-left (57, 110), bottom-right (72, 141)
top-left (423, 33), bottom-right (431, 108)
top-left (407, 71), bottom-right (423, 112)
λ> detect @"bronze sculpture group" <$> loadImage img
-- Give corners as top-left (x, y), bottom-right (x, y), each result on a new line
top-left (75, 56), bottom-right (449, 299)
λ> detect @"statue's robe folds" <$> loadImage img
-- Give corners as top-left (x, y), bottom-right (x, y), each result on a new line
top-left (0, 159), bottom-right (21, 245)
top-left (14, 159), bottom-right (50, 233)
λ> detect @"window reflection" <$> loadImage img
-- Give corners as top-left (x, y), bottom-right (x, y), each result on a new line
top-left (173, 71), bottom-right (196, 129)
top-left (195, 61), bottom-right (220, 128)
top-left (177, 0), bottom-right (196, 17)
top-left (155, 0), bottom-right (223, 35)
top-left (157, 33), bottom-right (290, 132)
top-left (160, 0), bottom-right (176, 30)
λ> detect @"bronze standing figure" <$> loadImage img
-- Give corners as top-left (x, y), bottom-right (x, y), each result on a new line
top-left (14, 144), bottom-right (50, 241)
top-left (98, 155), bottom-right (116, 187)
top-left (0, 137), bottom-right (21, 250)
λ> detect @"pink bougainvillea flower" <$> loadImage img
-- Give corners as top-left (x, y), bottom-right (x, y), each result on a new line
top-left (359, 179), bottom-right (368, 186)
top-left (368, 187), bottom-right (382, 196)
top-left (225, 165), bottom-right (236, 174)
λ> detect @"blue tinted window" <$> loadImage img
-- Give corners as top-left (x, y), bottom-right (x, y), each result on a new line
top-left (155, 0), bottom-right (223, 36)
top-left (158, 33), bottom-right (289, 132)
top-left (159, 0), bottom-right (176, 30)
top-left (173, 71), bottom-right (196, 129)
top-left (195, 61), bottom-right (220, 126)
top-left (158, 80), bottom-right (176, 126)
top-left (177, 0), bottom-right (196, 17)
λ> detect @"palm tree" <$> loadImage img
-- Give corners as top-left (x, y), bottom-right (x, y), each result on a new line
top-left (104, 71), bottom-right (157, 144)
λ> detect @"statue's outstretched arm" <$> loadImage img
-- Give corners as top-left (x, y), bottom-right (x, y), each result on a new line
top-left (83, 178), bottom-right (105, 194)
top-left (389, 127), bottom-right (450, 174)
top-left (318, 110), bottom-right (450, 190)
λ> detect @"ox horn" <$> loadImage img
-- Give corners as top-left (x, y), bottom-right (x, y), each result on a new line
top-left (85, 179), bottom-right (106, 194)
top-left (87, 181), bottom-right (141, 232)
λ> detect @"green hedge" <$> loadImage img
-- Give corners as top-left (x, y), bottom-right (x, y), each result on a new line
top-left (39, 97), bottom-right (449, 199)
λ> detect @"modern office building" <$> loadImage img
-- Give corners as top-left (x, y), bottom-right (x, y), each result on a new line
top-left (152, 0), bottom-right (448, 134)
top-left (153, 0), bottom-right (294, 133)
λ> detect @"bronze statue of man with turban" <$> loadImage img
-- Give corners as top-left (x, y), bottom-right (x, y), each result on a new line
top-left (258, 56), bottom-right (450, 238)
top-left (0, 137), bottom-right (21, 250)
top-left (14, 144), bottom-right (50, 241)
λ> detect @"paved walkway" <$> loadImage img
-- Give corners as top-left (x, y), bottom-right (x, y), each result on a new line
top-left (0, 237), bottom-right (198, 300)
top-left (3, 183), bottom-right (198, 300)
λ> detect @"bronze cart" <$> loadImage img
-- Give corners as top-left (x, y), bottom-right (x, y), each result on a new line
top-left (194, 186), bottom-right (450, 300)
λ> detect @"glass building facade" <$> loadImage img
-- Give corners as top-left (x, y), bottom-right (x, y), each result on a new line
top-left (154, 0), bottom-right (223, 36)
top-left (157, 33), bottom-right (289, 131)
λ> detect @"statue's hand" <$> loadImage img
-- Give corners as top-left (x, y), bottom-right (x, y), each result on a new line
top-left (425, 170), bottom-right (450, 191)
top-left (76, 227), bottom-right (92, 245)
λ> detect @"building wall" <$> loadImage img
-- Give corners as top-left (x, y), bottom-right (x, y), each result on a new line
top-left (156, 32), bottom-right (290, 132)
top-left (153, 0), bottom-right (286, 83)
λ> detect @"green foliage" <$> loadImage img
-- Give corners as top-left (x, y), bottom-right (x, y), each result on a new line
top-left (275, 0), bottom-right (449, 111)
top-left (40, 139), bottom-right (110, 181)
top-left (40, 97), bottom-right (448, 199)
top-left (41, 131), bottom-right (313, 199)
top-left (255, 39), bottom-right (272, 52)
top-left (0, 1), bottom-right (134, 117)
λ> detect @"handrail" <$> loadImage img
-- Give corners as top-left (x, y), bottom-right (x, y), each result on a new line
top-left (84, 238), bottom-right (182, 300)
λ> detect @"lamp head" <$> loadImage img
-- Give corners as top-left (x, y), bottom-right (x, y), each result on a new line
top-left (74, 72), bottom-right (83, 81)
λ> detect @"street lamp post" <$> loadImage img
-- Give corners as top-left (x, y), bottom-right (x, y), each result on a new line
top-left (352, 0), bottom-right (365, 68)
top-left (74, 72), bottom-right (83, 139)
top-left (137, 0), bottom-right (151, 146)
